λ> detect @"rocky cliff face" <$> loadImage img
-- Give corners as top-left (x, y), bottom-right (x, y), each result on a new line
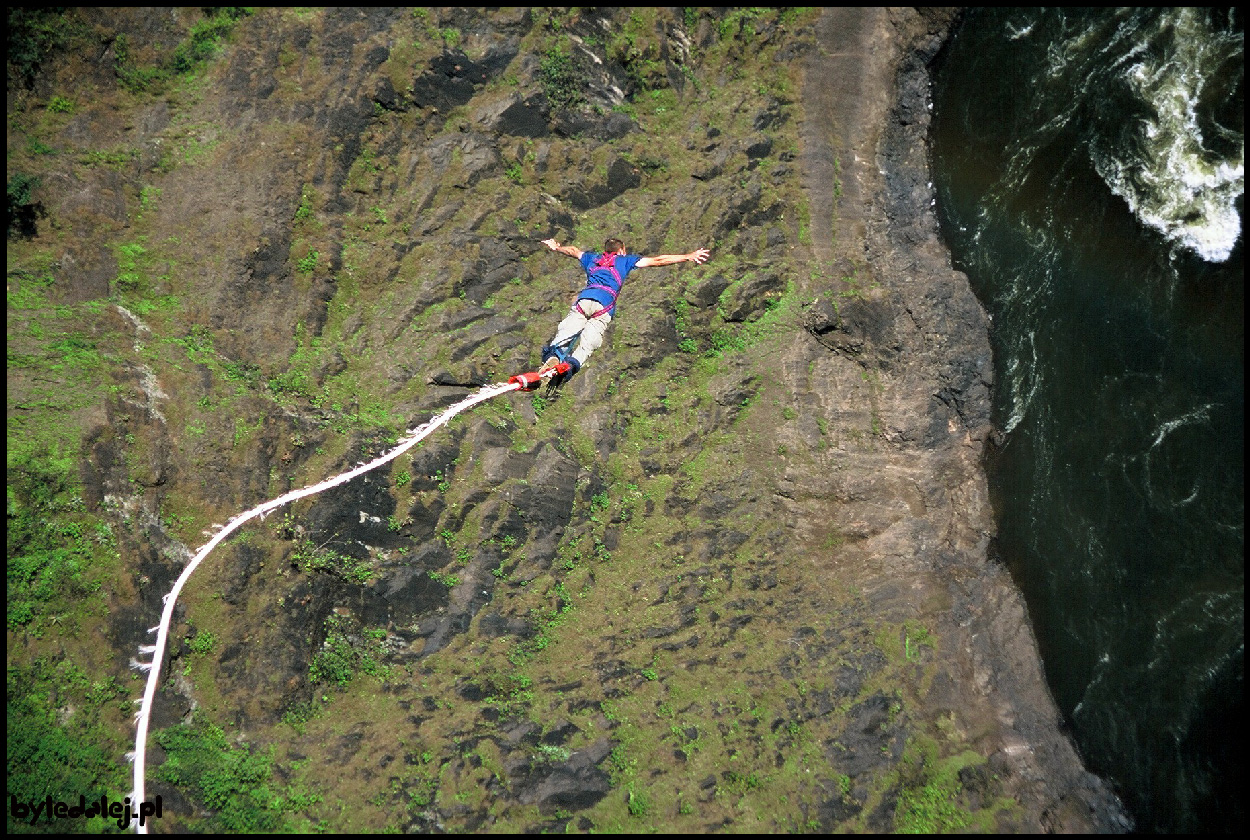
top-left (7, 7), bottom-right (1129, 832)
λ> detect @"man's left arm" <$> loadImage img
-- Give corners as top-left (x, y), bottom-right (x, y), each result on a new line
top-left (636, 248), bottom-right (710, 268)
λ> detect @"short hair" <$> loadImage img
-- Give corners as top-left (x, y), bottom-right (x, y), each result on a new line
top-left (604, 238), bottom-right (625, 254)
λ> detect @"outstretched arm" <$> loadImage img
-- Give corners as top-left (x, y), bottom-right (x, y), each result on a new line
top-left (636, 248), bottom-right (711, 268)
top-left (541, 238), bottom-right (584, 259)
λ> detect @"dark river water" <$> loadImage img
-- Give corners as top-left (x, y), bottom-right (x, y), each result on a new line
top-left (930, 8), bottom-right (1243, 833)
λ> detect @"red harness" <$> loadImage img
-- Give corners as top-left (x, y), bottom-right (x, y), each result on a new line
top-left (579, 253), bottom-right (623, 317)
top-left (575, 299), bottom-right (610, 318)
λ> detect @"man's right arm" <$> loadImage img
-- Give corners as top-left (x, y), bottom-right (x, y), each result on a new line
top-left (541, 238), bottom-right (584, 259)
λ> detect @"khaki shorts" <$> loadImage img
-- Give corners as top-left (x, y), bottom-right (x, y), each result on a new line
top-left (550, 299), bottom-right (612, 365)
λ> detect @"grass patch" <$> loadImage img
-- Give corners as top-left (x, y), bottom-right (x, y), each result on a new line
top-left (893, 741), bottom-right (987, 833)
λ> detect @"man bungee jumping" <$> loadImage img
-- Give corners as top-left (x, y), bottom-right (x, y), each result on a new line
top-left (533, 236), bottom-right (711, 387)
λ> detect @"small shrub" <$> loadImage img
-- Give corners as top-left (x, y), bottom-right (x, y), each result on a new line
top-left (7, 665), bottom-right (125, 830)
top-left (7, 172), bottom-right (42, 238)
top-left (310, 629), bottom-right (356, 687)
top-left (895, 773), bottom-right (972, 833)
top-left (308, 614), bottom-right (389, 688)
top-left (627, 786), bottom-right (651, 817)
top-left (293, 184), bottom-right (314, 222)
top-left (188, 629), bottom-right (218, 655)
top-left (293, 539), bottom-right (371, 584)
top-left (7, 449), bottom-right (112, 629)
top-left (535, 744), bottom-right (570, 764)
top-left (169, 9), bottom-right (246, 74)
top-left (113, 33), bottom-right (164, 92)
top-left (540, 44), bottom-right (584, 111)
top-left (114, 8), bottom-right (251, 92)
top-left (296, 250), bottom-right (319, 274)
top-left (428, 569), bottom-right (460, 587)
top-left (26, 137), bottom-right (55, 155)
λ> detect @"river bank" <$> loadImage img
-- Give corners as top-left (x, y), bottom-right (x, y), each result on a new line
top-left (789, 7), bottom-right (1132, 831)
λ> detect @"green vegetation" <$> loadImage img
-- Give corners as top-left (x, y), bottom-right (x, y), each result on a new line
top-left (427, 569), bottom-right (460, 587)
top-left (607, 9), bottom-right (670, 92)
top-left (7, 172), bottom-right (41, 237)
top-left (295, 249), bottom-right (319, 275)
top-left (7, 439), bottom-right (117, 631)
top-left (539, 43), bottom-right (583, 111)
top-left (7, 8), bottom-right (74, 89)
top-left (294, 183), bottom-right (315, 222)
top-left (309, 614), bottom-right (390, 687)
top-left (7, 659), bottom-right (131, 833)
top-left (188, 629), bottom-right (218, 655)
top-left (111, 239), bottom-right (181, 315)
top-left (170, 9), bottom-right (251, 74)
top-left (154, 716), bottom-right (321, 832)
top-left (293, 538), bottom-right (372, 584)
top-left (893, 740), bottom-right (996, 833)
top-left (115, 7), bottom-right (252, 93)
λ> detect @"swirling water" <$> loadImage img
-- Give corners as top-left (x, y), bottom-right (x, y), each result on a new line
top-left (931, 8), bottom-right (1242, 833)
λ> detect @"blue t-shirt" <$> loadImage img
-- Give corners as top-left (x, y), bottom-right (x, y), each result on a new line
top-left (577, 252), bottom-right (642, 312)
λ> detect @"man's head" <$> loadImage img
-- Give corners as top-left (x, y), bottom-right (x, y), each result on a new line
top-left (603, 238), bottom-right (625, 255)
